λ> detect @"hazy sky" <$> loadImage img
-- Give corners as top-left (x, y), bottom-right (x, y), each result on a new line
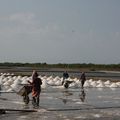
top-left (0, 0), bottom-right (120, 64)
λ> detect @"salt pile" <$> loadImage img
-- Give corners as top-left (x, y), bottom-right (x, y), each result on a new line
top-left (0, 73), bottom-right (120, 92)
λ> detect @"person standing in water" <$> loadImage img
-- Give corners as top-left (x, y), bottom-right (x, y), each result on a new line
top-left (28, 70), bottom-right (42, 106)
top-left (62, 71), bottom-right (69, 85)
top-left (80, 72), bottom-right (86, 89)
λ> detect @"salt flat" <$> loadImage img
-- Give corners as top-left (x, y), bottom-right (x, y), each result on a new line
top-left (1, 87), bottom-right (120, 120)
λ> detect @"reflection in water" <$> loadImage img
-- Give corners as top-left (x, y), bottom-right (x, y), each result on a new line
top-left (62, 98), bottom-right (67, 104)
top-left (22, 104), bottom-right (31, 110)
top-left (79, 88), bottom-right (86, 102)
top-left (62, 90), bottom-right (73, 104)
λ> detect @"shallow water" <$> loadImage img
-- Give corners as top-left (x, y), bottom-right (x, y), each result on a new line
top-left (1, 87), bottom-right (120, 120)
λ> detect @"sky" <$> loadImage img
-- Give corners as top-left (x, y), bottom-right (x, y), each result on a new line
top-left (0, 0), bottom-right (120, 64)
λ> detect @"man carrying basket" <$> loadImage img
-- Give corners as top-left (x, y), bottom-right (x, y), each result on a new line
top-left (28, 70), bottom-right (42, 107)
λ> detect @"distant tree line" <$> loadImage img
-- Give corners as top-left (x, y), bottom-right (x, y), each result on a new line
top-left (0, 62), bottom-right (120, 71)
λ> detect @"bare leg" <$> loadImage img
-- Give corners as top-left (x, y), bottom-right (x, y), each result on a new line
top-left (32, 97), bottom-right (36, 106)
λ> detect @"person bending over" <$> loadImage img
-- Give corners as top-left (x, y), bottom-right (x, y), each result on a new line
top-left (62, 71), bottom-right (69, 85)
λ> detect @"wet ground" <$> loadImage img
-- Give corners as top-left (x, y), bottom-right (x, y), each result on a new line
top-left (1, 87), bottom-right (120, 120)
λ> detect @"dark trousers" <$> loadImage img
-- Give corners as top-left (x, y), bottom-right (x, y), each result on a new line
top-left (32, 95), bottom-right (39, 106)
top-left (81, 80), bottom-right (85, 88)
